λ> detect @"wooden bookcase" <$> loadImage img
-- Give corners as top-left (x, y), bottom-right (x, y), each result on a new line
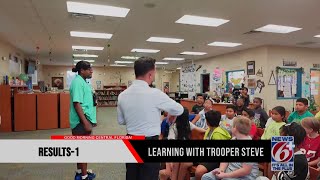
top-left (96, 85), bottom-right (127, 107)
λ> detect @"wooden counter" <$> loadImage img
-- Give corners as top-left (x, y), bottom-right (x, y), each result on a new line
top-left (180, 99), bottom-right (232, 115)
top-left (14, 94), bottom-right (36, 131)
top-left (37, 93), bottom-right (59, 130)
top-left (0, 85), bottom-right (12, 132)
top-left (59, 93), bottom-right (70, 128)
top-left (180, 99), bottom-right (197, 113)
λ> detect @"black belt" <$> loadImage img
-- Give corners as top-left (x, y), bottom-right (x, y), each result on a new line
top-left (127, 134), bottom-right (159, 140)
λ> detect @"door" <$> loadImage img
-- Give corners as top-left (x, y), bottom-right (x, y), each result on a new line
top-left (201, 74), bottom-right (210, 93)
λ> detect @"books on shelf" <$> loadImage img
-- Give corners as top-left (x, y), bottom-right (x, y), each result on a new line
top-left (96, 85), bottom-right (127, 107)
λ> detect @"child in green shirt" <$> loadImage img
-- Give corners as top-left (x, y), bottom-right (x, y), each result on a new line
top-left (261, 106), bottom-right (286, 140)
top-left (287, 98), bottom-right (314, 124)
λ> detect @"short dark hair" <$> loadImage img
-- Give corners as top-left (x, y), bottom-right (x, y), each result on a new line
top-left (254, 97), bottom-right (263, 104)
top-left (243, 108), bottom-right (255, 118)
top-left (280, 122), bottom-right (306, 146)
top-left (205, 110), bottom-right (221, 127)
top-left (296, 98), bottom-right (308, 106)
top-left (134, 57), bottom-right (156, 78)
top-left (72, 61), bottom-right (91, 74)
top-left (226, 104), bottom-right (237, 112)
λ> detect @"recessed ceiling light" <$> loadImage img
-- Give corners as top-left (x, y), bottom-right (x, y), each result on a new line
top-left (70, 31), bottom-right (113, 39)
top-left (66, 1), bottom-right (130, 17)
top-left (121, 56), bottom-right (140, 60)
top-left (163, 57), bottom-right (185, 61)
top-left (115, 61), bottom-right (134, 64)
top-left (314, 35), bottom-right (320, 38)
top-left (74, 59), bottom-right (95, 63)
top-left (255, 24), bottom-right (302, 34)
top-left (72, 46), bottom-right (104, 50)
top-left (131, 48), bottom-right (160, 53)
top-left (110, 64), bottom-right (126, 67)
top-left (147, 37), bottom-right (184, 43)
top-left (180, 51), bottom-right (207, 55)
top-left (73, 54), bottom-right (98, 57)
top-left (175, 15), bottom-right (229, 27)
top-left (208, 41), bottom-right (242, 47)
top-left (156, 62), bottom-right (169, 65)
top-left (177, 67), bottom-right (181, 70)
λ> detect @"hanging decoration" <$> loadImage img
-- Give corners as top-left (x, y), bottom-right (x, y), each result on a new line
top-left (256, 67), bottom-right (263, 77)
top-left (268, 70), bottom-right (276, 85)
top-left (256, 79), bottom-right (265, 93)
top-left (212, 67), bottom-right (223, 84)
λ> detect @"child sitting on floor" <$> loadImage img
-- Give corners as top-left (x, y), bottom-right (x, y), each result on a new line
top-left (159, 108), bottom-right (205, 180)
top-left (252, 97), bottom-right (269, 128)
top-left (220, 104), bottom-right (237, 135)
top-left (261, 106), bottom-right (286, 140)
top-left (241, 108), bottom-right (257, 139)
top-left (287, 98), bottom-right (314, 124)
top-left (300, 117), bottom-right (320, 168)
top-left (192, 99), bottom-right (214, 129)
top-left (273, 122), bottom-right (308, 180)
top-left (201, 116), bottom-right (259, 180)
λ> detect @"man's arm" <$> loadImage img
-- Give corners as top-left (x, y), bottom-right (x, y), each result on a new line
top-left (117, 105), bottom-right (126, 125)
top-left (156, 90), bottom-right (183, 116)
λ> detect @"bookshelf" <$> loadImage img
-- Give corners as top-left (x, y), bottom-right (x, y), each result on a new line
top-left (96, 85), bottom-right (127, 107)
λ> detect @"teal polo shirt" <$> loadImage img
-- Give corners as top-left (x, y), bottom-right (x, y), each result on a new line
top-left (69, 75), bottom-right (96, 129)
top-left (287, 110), bottom-right (314, 124)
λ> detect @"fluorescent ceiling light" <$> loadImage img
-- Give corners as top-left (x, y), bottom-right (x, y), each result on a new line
top-left (66, 1), bottom-right (130, 18)
top-left (147, 37), bottom-right (184, 43)
top-left (121, 56), bottom-right (140, 60)
top-left (177, 67), bottom-right (181, 70)
top-left (110, 64), bottom-right (126, 67)
top-left (156, 62), bottom-right (169, 65)
top-left (70, 31), bottom-right (112, 39)
top-left (73, 54), bottom-right (98, 58)
top-left (131, 48), bottom-right (160, 53)
top-left (74, 59), bottom-right (95, 63)
top-left (115, 61), bottom-right (134, 64)
top-left (74, 63), bottom-right (94, 65)
top-left (72, 46), bottom-right (104, 51)
top-left (180, 51), bottom-right (207, 55)
top-left (175, 15), bottom-right (229, 27)
top-left (163, 57), bottom-right (185, 61)
top-left (314, 35), bottom-right (320, 38)
top-left (255, 24), bottom-right (302, 34)
top-left (208, 41), bottom-right (242, 47)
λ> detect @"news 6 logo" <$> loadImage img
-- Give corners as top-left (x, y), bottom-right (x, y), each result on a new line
top-left (271, 136), bottom-right (294, 171)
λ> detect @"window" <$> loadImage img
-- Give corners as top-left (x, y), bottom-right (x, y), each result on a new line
top-left (276, 67), bottom-right (302, 99)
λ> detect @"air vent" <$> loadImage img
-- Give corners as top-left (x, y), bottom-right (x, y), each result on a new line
top-left (296, 41), bottom-right (318, 46)
top-left (243, 30), bottom-right (262, 35)
top-left (70, 13), bottom-right (95, 20)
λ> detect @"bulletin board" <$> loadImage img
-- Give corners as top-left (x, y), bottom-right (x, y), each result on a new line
top-left (310, 69), bottom-right (320, 106)
top-left (276, 67), bottom-right (302, 99)
top-left (226, 70), bottom-right (245, 91)
top-left (180, 64), bottom-right (196, 98)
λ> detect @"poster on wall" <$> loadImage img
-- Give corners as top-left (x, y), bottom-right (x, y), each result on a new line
top-left (180, 64), bottom-right (196, 98)
top-left (227, 70), bottom-right (245, 87)
top-left (276, 68), bottom-right (299, 98)
top-left (212, 67), bottom-right (223, 84)
top-left (247, 78), bottom-right (256, 88)
top-left (246, 61), bottom-right (255, 75)
top-left (52, 77), bottom-right (64, 89)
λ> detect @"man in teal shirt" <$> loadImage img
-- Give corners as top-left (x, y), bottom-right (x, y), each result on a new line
top-left (70, 61), bottom-right (96, 180)
top-left (287, 98), bottom-right (314, 123)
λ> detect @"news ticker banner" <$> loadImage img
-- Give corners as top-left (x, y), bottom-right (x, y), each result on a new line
top-left (0, 135), bottom-right (280, 163)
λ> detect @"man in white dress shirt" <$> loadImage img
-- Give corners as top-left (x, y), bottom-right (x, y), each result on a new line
top-left (117, 57), bottom-right (183, 180)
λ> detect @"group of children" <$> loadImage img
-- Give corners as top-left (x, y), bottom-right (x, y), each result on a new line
top-left (159, 94), bottom-right (320, 180)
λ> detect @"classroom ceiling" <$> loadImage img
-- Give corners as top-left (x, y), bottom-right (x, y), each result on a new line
top-left (1, 0), bottom-right (320, 69)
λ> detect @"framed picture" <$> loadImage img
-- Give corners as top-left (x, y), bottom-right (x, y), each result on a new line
top-left (163, 82), bottom-right (170, 93)
top-left (52, 77), bottom-right (64, 89)
top-left (247, 61), bottom-right (255, 75)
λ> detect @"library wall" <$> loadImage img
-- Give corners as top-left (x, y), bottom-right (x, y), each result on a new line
top-left (42, 65), bottom-right (180, 92)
